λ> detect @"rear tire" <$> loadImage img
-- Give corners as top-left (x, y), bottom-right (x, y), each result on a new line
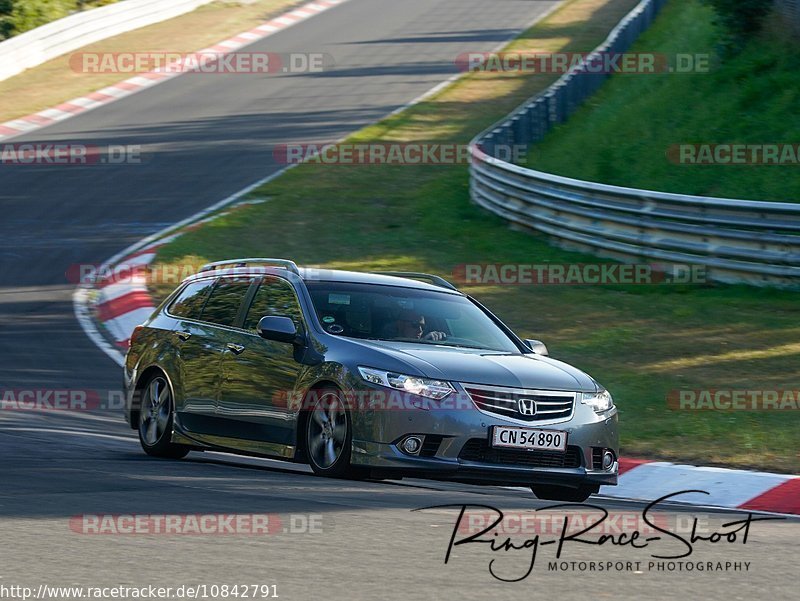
top-left (137, 374), bottom-right (189, 459)
top-left (531, 483), bottom-right (597, 502)
top-left (305, 388), bottom-right (354, 478)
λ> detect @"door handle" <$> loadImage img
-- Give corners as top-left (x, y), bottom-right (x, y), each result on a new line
top-left (176, 331), bottom-right (191, 341)
top-left (226, 343), bottom-right (245, 355)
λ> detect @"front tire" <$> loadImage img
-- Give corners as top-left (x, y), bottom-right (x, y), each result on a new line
top-left (137, 374), bottom-right (189, 459)
top-left (531, 483), bottom-right (598, 502)
top-left (305, 388), bottom-right (353, 478)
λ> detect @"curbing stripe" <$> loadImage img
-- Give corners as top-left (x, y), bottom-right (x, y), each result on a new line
top-left (97, 281), bottom-right (149, 304)
top-left (67, 97), bottom-right (105, 109)
top-left (3, 119), bottom-right (40, 132)
top-left (37, 108), bottom-right (73, 120)
top-left (23, 114), bottom-right (55, 125)
top-left (84, 91), bottom-right (116, 101)
top-left (103, 307), bottom-right (156, 343)
top-left (96, 290), bottom-right (154, 322)
top-left (739, 478), bottom-right (800, 514)
top-left (52, 103), bottom-right (85, 114)
top-left (617, 457), bottom-right (652, 475)
top-left (606, 462), bottom-right (794, 510)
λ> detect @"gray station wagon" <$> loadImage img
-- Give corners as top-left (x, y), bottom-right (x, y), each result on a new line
top-left (123, 259), bottom-right (618, 501)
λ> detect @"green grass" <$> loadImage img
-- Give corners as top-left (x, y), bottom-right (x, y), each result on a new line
top-left (525, 0), bottom-right (800, 202)
top-left (151, 0), bottom-right (800, 473)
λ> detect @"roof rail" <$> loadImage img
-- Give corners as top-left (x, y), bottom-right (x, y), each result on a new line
top-left (373, 271), bottom-right (459, 291)
top-left (199, 258), bottom-right (300, 274)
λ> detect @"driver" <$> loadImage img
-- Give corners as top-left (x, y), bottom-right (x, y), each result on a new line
top-left (390, 309), bottom-right (447, 341)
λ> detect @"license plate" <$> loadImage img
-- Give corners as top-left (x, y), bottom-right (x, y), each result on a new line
top-left (491, 426), bottom-right (567, 451)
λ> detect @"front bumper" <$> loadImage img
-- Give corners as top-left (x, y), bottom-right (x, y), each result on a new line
top-left (348, 383), bottom-right (619, 488)
top-left (353, 444), bottom-right (618, 487)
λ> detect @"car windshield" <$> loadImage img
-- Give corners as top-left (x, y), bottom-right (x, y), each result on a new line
top-left (305, 281), bottom-right (520, 352)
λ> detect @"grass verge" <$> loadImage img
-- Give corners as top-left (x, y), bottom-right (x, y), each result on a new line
top-left (0, 0), bottom-right (303, 124)
top-left (525, 0), bottom-right (800, 202)
top-left (150, 0), bottom-right (800, 473)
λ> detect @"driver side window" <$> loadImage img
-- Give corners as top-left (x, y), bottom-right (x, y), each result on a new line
top-left (244, 276), bottom-right (304, 333)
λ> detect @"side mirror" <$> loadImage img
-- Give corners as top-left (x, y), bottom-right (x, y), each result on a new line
top-left (523, 339), bottom-right (548, 356)
top-left (257, 316), bottom-right (302, 345)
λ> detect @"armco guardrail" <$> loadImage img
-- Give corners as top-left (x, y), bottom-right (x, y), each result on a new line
top-left (0, 0), bottom-right (214, 82)
top-left (469, 0), bottom-right (800, 286)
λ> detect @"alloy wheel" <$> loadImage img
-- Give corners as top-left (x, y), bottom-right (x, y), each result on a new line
top-left (307, 392), bottom-right (348, 469)
top-left (139, 376), bottom-right (171, 447)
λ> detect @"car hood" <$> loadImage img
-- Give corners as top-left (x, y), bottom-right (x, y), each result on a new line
top-left (348, 339), bottom-right (597, 392)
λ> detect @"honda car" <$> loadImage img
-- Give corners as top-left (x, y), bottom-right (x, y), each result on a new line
top-left (123, 259), bottom-right (618, 501)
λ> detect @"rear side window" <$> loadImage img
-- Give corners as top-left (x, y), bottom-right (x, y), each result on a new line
top-left (244, 277), bottom-right (304, 332)
top-left (168, 280), bottom-right (214, 319)
top-left (200, 278), bottom-right (254, 327)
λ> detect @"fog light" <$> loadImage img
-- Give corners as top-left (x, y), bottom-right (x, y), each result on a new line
top-left (602, 450), bottom-right (616, 470)
top-left (401, 436), bottom-right (423, 455)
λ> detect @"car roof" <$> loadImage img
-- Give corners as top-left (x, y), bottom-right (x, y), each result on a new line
top-left (298, 268), bottom-right (461, 294)
top-left (183, 265), bottom-right (461, 294)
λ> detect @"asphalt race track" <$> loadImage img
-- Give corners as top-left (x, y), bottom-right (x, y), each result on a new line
top-left (0, 1), bottom-right (797, 599)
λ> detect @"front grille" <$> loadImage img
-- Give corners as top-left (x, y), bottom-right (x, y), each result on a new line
top-left (420, 435), bottom-right (445, 457)
top-left (463, 385), bottom-right (575, 422)
top-left (459, 439), bottom-right (582, 469)
top-left (592, 447), bottom-right (604, 470)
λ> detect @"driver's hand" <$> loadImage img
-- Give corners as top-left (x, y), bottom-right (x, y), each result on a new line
top-left (422, 331), bottom-right (447, 341)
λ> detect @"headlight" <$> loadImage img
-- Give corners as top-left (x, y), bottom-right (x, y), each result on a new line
top-left (582, 389), bottom-right (614, 413)
top-left (358, 367), bottom-right (454, 400)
